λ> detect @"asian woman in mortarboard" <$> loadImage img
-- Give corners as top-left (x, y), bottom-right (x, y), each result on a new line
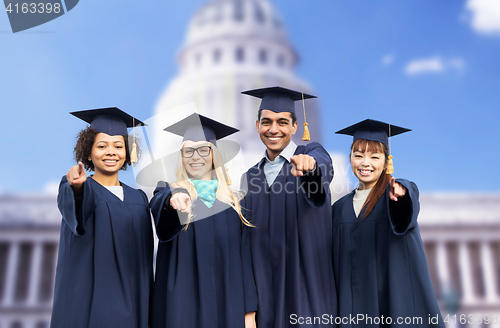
top-left (332, 119), bottom-right (444, 328)
top-left (146, 113), bottom-right (258, 328)
top-left (50, 108), bottom-right (153, 328)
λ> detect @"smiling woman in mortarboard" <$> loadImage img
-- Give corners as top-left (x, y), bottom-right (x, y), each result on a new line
top-left (50, 108), bottom-right (153, 328)
top-left (332, 119), bottom-right (444, 328)
top-left (146, 113), bottom-right (258, 328)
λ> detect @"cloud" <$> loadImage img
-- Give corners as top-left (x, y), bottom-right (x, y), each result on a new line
top-left (381, 54), bottom-right (394, 66)
top-left (404, 56), bottom-right (466, 76)
top-left (447, 58), bottom-right (466, 71)
top-left (43, 180), bottom-right (60, 195)
top-left (464, 0), bottom-right (500, 35)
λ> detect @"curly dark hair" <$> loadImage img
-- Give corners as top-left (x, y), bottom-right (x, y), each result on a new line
top-left (73, 127), bottom-right (141, 171)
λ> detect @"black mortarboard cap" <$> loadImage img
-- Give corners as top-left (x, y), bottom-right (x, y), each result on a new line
top-left (335, 119), bottom-right (411, 145)
top-left (135, 113), bottom-right (240, 187)
top-left (164, 113), bottom-right (239, 145)
top-left (70, 107), bottom-right (146, 136)
top-left (241, 86), bottom-right (316, 114)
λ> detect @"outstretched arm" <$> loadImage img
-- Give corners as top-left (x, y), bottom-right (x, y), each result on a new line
top-left (57, 162), bottom-right (95, 236)
top-left (293, 143), bottom-right (333, 206)
top-left (387, 178), bottom-right (420, 235)
top-left (150, 182), bottom-right (191, 242)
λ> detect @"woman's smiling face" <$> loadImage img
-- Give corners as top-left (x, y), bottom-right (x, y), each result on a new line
top-left (350, 142), bottom-right (387, 190)
top-left (89, 133), bottom-right (126, 177)
top-left (181, 140), bottom-right (214, 180)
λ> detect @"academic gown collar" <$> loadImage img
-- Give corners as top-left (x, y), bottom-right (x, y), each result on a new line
top-left (258, 141), bottom-right (297, 167)
top-left (348, 188), bottom-right (384, 223)
top-left (88, 176), bottom-right (135, 203)
top-left (252, 141), bottom-right (300, 188)
top-left (192, 196), bottom-right (230, 214)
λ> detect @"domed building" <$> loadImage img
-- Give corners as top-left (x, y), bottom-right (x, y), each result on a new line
top-left (1, 1), bottom-right (500, 328)
top-left (153, 0), bottom-right (322, 154)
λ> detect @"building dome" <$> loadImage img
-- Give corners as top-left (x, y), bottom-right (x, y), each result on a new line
top-left (176, 0), bottom-right (299, 79)
top-left (183, 0), bottom-right (296, 62)
top-left (152, 0), bottom-right (322, 168)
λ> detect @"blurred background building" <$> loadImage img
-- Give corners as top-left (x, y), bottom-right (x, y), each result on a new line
top-left (0, 0), bottom-right (499, 327)
top-left (0, 196), bottom-right (59, 328)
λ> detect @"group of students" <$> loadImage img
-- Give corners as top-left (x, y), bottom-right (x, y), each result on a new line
top-left (50, 87), bottom-right (445, 328)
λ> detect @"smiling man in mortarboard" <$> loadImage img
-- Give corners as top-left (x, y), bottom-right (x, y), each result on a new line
top-left (240, 87), bottom-right (337, 327)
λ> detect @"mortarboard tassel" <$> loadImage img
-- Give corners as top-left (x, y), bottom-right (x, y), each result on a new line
top-left (223, 149), bottom-right (232, 185)
top-left (301, 92), bottom-right (310, 141)
top-left (225, 166), bottom-right (232, 186)
top-left (302, 122), bottom-right (310, 141)
top-left (131, 143), bottom-right (138, 163)
top-left (386, 124), bottom-right (393, 174)
top-left (386, 155), bottom-right (394, 175)
top-left (131, 118), bottom-right (138, 163)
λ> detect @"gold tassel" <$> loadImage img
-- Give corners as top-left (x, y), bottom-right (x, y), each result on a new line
top-left (301, 92), bottom-right (310, 141)
top-left (225, 166), bottom-right (232, 185)
top-left (386, 123), bottom-right (393, 174)
top-left (131, 117), bottom-right (137, 163)
top-left (222, 146), bottom-right (232, 185)
top-left (302, 122), bottom-right (310, 141)
top-left (131, 142), bottom-right (137, 163)
top-left (386, 155), bottom-right (394, 174)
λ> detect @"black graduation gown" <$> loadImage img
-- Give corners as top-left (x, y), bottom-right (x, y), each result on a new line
top-left (149, 182), bottom-right (258, 328)
top-left (332, 179), bottom-right (445, 327)
top-left (241, 142), bottom-right (337, 328)
top-left (51, 176), bottom-right (154, 328)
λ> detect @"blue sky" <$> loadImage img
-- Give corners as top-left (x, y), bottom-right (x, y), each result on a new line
top-left (1, 0), bottom-right (499, 194)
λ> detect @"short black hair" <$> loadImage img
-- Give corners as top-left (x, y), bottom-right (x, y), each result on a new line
top-left (257, 111), bottom-right (297, 125)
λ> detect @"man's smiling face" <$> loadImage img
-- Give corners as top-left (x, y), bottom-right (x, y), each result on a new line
top-left (256, 109), bottom-right (297, 161)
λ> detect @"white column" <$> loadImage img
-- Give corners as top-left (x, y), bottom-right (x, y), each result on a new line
top-left (3, 242), bottom-right (20, 306)
top-left (436, 241), bottom-right (451, 290)
top-left (480, 241), bottom-right (499, 303)
top-left (27, 241), bottom-right (43, 305)
top-left (458, 241), bottom-right (476, 304)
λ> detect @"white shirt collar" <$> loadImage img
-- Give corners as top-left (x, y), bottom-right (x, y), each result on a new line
top-left (259, 140), bottom-right (298, 165)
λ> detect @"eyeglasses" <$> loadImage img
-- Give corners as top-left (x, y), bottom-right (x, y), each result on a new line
top-left (180, 146), bottom-right (212, 158)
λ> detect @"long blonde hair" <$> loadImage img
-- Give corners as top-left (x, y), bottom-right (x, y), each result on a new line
top-left (169, 141), bottom-right (253, 229)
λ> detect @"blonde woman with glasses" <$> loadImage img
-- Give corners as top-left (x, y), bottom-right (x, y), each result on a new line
top-left (148, 113), bottom-right (257, 328)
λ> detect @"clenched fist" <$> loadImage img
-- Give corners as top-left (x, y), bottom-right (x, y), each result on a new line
top-left (170, 192), bottom-right (192, 214)
top-left (389, 177), bottom-right (407, 201)
top-left (290, 154), bottom-right (316, 177)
